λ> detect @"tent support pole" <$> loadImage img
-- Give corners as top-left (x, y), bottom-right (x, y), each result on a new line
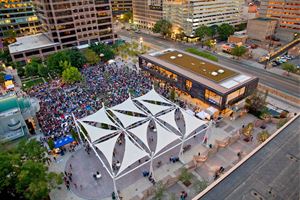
top-left (178, 137), bottom-right (185, 163)
top-left (112, 174), bottom-right (120, 200)
top-left (149, 152), bottom-right (156, 181)
top-left (72, 113), bottom-right (83, 144)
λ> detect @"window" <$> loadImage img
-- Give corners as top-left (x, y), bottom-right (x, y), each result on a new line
top-left (205, 89), bottom-right (222, 105)
top-left (186, 80), bottom-right (192, 91)
top-left (226, 87), bottom-right (245, 104)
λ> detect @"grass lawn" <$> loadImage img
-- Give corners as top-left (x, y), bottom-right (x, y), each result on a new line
top-left (22, 77), bottom-right (45, 90)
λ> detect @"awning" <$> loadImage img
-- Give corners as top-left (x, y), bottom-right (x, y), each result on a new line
top-left (157, 108), bottom-right (181, 133)
top-left (4, 74), bottom-right (13, 81)
top-left (117, 134), bottom-right (149, 175)
top-left (78, 120), bottom-right (119, 143)
top-left (111, 97), bottom-right (145, 115)
top-left (135, 88), bottom-right (172, 105)
top-left (54, 135), bottom-right (74, 148)
top-left (110, 110), bottom-right (147, 128)
top-left (80, 107), bottom-right (117, 127)
top-left (137, 100), bottom-right (172, 116)
top-left (128, 120), bottom-right (151, 150)
top-left (205, 106), bottom-right (219, 116)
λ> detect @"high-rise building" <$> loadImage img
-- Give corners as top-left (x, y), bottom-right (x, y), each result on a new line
top-left (111, 0), bottom-right (132, 16)
top-left (0, 0), bottom-right (40, 38)
top-left (132, 0), bottom-right (163, 29)
top-left (163, 0), bottom-right (244, 36)
top-left (9, 0), bottom-right (114, 62)
top-left (259, 0), bottom-right (300, 40)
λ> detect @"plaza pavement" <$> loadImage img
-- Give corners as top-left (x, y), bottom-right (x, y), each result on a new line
top-left (48, 111), bottom-right (279, 200)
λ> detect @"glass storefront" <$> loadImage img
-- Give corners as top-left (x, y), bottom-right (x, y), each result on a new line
top-left (185, 80), bottom-right (192, 91)
top-left (144, 62), bottom-right (178, 82)
top-left (226, 87), bottom-right (245, 104)
top-left (205, 89), bottom-right (222, 106)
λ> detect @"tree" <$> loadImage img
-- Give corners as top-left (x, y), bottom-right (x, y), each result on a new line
top-left (217, 23), bottom-right (235, 41)
top-left (282, 63), bottom-right (296, 76)
top-left (231, 46), bottom-right (247, 59)
top-left (25, 57), bottom-right (41, 77)
top-left (64, 49), bottom-right (86, 69)
top-left (120, 11), bottom-right (133, 23)
top-left (46, 51), bottom-right (70, 75)
top-left (90, 43), bottom-right (115, 61)
top-left (0, 50), bottom-right (12, 65)
top-left (0, 72), bottom-right (5, 84)
top-left (245, 90), bottom-right (268, 116)
top-left (236, 23), bottom-right (247, 31)
top-left (153, 19), bottom-right (172, 37)
top-left (209, 25), bottom-right (219, 38)
top-left (258, 130), bottom-right (270, 143)
top-left (59, 60), bottom-right (72, 70)
top-left (0, 139), bottom-right (62, 200)
top-left (195, 25), bottom-right (212, 41)
top-left (179, 168), bottom-right (193, 186)
top-left (38, 64), bottom-right (49, 77)
top-left (83, 49), bottom-right (100, 65)
top-left (3, 30), bottom-right (17, 43)
top-left (62, 66), bottom-right (82, 84)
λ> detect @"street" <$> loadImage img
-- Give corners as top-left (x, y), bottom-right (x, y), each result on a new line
top-left (118, 30), bottom-right (300, 99)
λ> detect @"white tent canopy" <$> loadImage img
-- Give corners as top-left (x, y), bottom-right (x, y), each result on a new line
top-left (111, 97), bottom-right (145, 115)
top-left (157, 108), bottom-right (181, 133)
top-left (117, 135), bottom-right (149, 175)
top-left (110, 110), bottom-right (147, 128)
top-left (205, 106), bottom-right (218, 116)
top-left (94, 134), bottom-right (120, 170)
top-left (154, 121), bottom-right (180, 155)
top-left (137, 100), bottom-right (172, 116)
top-left (128, 120), bottom-right (151, 150)
top-left (180, 109), bottom-right (207, 137)
top-left (135, 88), bottom-right (172, 105)
top-left (78, 120), bottom-right (119, 143)
top-left (81, 107), bottom-right (117, 127)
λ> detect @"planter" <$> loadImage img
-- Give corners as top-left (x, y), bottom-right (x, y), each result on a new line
top-left (182, 180), bottom-right (192, 187)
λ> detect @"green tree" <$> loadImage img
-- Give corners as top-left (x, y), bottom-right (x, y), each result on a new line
top-left (3, 30), bottom-right (17, 43)
top-left (0, 72), bottom-right (5, 84)
top-left (46, 51), bottom-right (70, 75)
top-left (236, 23), bottom-right (247, 31)
top-left (62, 66), bottom-right (82, 84)
top-left (195, 25), bottom-right (212, 41)
top-left (25, 58), bottom-right (41, 77)
top-left (0, 139), bottom-right (62, 200)
top-left (231, 46), bottom-right (247, 59)
top-left (209, 25), bottom-right (219, 38)
top-left (38, 64), bottom-right (49, 77)
top-left (0, 50), bottom-right (12, 64)
top-left (217, 23), bottom-right (235, 41)
top-left (245, 90), bottom-right (268, 116)
top-left (83, 49), bottom-right (100, 65)
top-left (153, 19), bottom-right (172, 37)
top-left (282, 63), bottom-right (296, 76)
top-left (179, 168), bottom-right (192, 186)
top-left (16, 65), bottom-right (25, 77)
top-left (59, 60), bottom-right (72, 70)
top-left (90, 43), bottom-right (115, 61)
top-left (120, 11), bottom-right (133, 23)
top-left (64, 49), bottom-right (86, 69)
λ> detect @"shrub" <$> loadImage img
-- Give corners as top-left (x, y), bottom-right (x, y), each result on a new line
top-left (47, 139), bottom-right (55, 150)
top-left (186, 48), bottom-right (218, 62)
top-left (258, 130), bottom-right (270, 143)
top-left (277, 118), bottom-right (288, 129)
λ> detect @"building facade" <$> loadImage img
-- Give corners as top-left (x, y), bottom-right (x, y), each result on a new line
top-left (163, 0), bottom-right (244, 36)
top-left (139, 49), bottom-right (258, 110)
top-left (132, 0), bottom-right (163, 29)
top-left (247, 18), bottom-right (277, 41)
top-left (111, 0), bottom-right (132, 16)
top-left (0, 0), bottom-right (40, 38)
top-left (259, 0), bottom-right (300, 32)
top-left (0, 93), bottom-right (39, 142)
top-left (9, 0), bottom-right (114, 62)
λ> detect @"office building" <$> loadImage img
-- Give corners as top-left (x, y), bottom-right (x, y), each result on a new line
top-left (111, 0), bottom-right (132, 16)
top-left (163, 0), bottom-right (244, 36)
top-left (259, 0), bottom-right (300, 32)
top-left (139, 49), bottom-right (258, 110)
top-left (132, 0), bottom-right (163, 29)
top-left (9, 0), bottom-right (114, 62)
top-left (0, 0), bottom-right (40, 38)
top-left (247, 18), bottom-right (277, 41)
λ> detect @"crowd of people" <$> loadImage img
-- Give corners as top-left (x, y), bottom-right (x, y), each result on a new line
top-left (27, 62), bottom-right (171, 144)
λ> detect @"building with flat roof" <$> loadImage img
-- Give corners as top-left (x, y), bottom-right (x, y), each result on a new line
top-left (247, 17), bottom-right (277, 41)
top-left (111, 0), bottom-right (132, 16)
top-left (163, 0), bottom-right (244, 37)
top-left (0, 93), bottom-right (40, 142)
top-left (9, 0), bottom-right (114, 62)
top-left (0, 0), bottom-right (40, 39)
top-left (139, 49), bottom-right (258, 110)
top-left (132, 0), bottom-right (163, 29)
